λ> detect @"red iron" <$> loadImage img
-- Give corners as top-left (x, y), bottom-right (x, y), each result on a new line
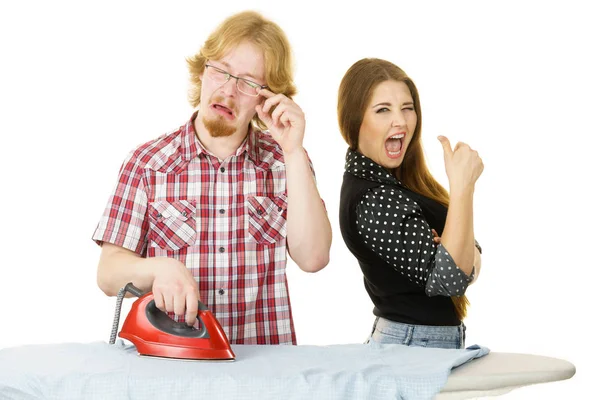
top-left (112, 283), bottom-right (235, 361)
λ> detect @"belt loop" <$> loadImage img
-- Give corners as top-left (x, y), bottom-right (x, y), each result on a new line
top-left (365, 317), bottom-right (380, 344)
top-left (403, 325), bottom-right (414, 346)
top-left (371, 317), bottom-right (380, 336)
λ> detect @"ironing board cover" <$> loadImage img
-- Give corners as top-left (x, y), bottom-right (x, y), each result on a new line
top-left (0, 341), bottom-right (489, 400)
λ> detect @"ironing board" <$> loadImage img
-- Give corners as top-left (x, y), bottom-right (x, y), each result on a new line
top-left (438, 351), bottom-right (575, 399)
top-left (0, 341), bottom-right (574, 400)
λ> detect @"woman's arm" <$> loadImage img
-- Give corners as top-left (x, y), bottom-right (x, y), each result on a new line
top-left (437, 136), bottom-right (484, 278)
top-left (434, 230), bottom-right (481, 285)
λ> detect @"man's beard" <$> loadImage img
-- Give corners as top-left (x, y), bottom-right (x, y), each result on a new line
top-left (202, 96), bottom-right (237, 137)
top-left (202, 115), bottom-right (236, 137)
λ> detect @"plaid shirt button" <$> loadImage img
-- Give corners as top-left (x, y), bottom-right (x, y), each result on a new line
top-left (218, 247), bottom-right (225, 253)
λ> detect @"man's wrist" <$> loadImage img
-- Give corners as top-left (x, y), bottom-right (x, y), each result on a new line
top-left (282, 147), bottom-right (305, 160)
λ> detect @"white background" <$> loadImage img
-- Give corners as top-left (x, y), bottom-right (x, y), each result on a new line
top-left (1, 0), bottom-right (598, 398)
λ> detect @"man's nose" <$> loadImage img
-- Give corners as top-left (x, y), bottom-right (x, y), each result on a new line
top-left (220, 77), bottom-right (237, 96)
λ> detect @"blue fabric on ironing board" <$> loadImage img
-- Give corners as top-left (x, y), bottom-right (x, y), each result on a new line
top-left (0, 341), bottom-right (489, 400)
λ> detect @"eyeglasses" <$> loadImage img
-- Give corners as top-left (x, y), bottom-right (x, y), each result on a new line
top-left (204, 63), bottom-right (268, 97)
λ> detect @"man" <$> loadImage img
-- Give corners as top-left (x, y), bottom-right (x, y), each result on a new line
top-left (93, 11), bottom-right (331, 345)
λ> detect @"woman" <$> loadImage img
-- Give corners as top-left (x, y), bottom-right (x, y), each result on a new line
top-left (338, 58), bottom-right (483, 349)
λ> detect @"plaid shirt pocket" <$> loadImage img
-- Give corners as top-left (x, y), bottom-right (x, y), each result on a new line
top-left (247, 194), bottom-right (287, 245)
top-left (148, 200), bottom-right (197, 250)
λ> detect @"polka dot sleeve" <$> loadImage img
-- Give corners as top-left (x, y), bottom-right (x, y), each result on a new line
top-left (355, 186), bottom-right (472, 297)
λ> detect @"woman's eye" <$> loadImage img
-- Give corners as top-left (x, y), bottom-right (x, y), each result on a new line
top-left (376, 107), bottom-right (389, 113)
top-left (402, 107), bottom-right (414, 111)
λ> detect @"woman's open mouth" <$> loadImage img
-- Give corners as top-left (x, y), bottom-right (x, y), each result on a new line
top-left (385, 133), bottom-right (405, 159)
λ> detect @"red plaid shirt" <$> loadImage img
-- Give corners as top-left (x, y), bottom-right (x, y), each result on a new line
top-left (93, 112), bottom-right (316, 345)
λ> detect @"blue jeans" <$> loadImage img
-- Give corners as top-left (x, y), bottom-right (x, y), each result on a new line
top-left (367, 317), bottom-right (466, 349)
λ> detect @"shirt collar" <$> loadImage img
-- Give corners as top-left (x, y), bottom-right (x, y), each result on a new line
top-left (150, 112), bottom-right (270, 173)
top-left (344, 148), bottom-right (402, 186)
top-left (180, 111), bottom-right (201, 161)
top-left (186, 111), bottom-right (267, 165)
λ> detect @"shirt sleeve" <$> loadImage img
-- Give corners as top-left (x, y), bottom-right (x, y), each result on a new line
top-left (91, 150), bottom-right (149, 255)
top-left (355, 186), bottom-right (472, 297)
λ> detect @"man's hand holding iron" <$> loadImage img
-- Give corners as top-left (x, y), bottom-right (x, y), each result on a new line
top-left (150, 258), bottom-right (200, 326)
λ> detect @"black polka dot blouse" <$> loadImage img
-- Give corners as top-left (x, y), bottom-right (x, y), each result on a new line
top-left (339, 149), bottom-right (477, 326)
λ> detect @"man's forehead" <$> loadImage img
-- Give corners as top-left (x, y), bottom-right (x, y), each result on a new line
top-left (213, 44), bottom-right (265, 81)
